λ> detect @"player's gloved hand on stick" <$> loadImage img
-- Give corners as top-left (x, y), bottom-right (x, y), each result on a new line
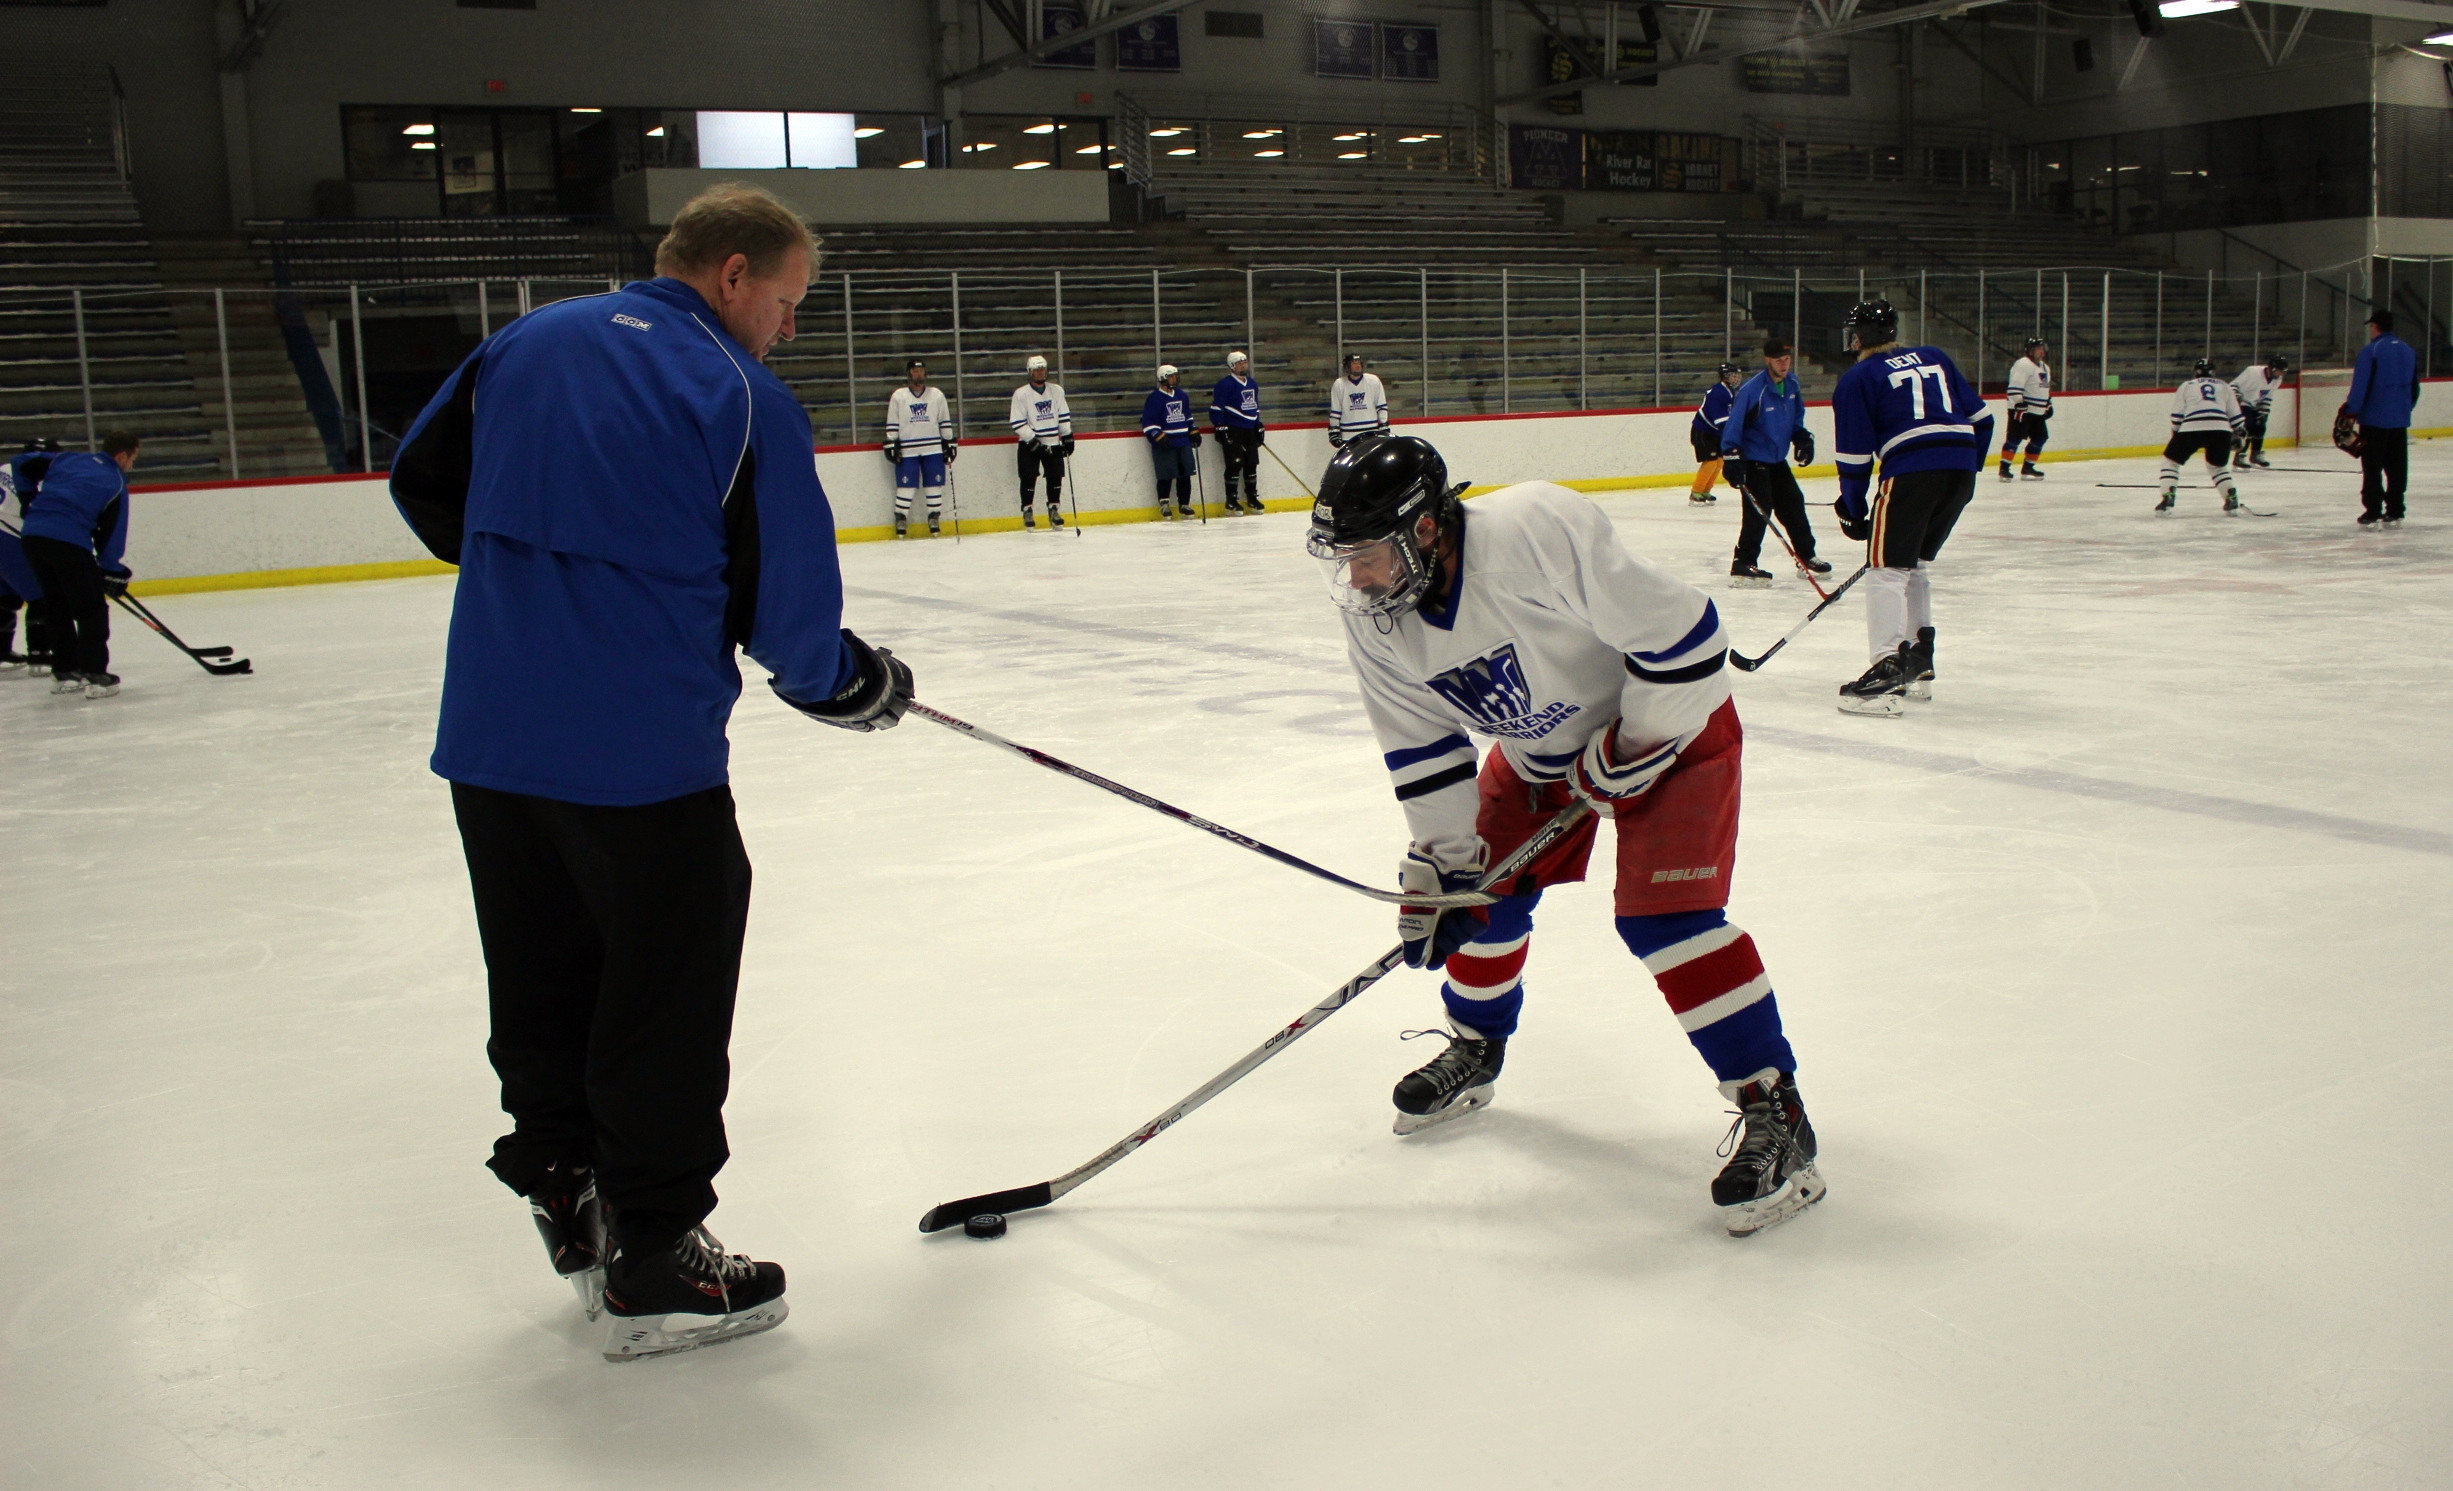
top-left (1834, 493), bottom-right (1871, 542)
top-left (883, 441), bottom-right (900, 464)
top-left (1791, 429), bottom-right (1816, 466)
top-left (1329, 431), bottom-right (1347, 449)
top-left (101, 565), bottom-right (131, 599)
top-left (944, 444), bottom-right (957, 464)
top-left (1190, 430), bottom-right (1202, 447)
top-left (1059, 436), bottom-right (1075, 457)
top-left (1254, 422), bottom-right (1266, 445)
top-left (1398, 847), bottom-right (1489, 970)
top-left (1569, 722), bottom-right (1677, 816)
top-left (775, 629), bottom-right (913, 733)
top-left (1722, 454), bottom-right (1748, 490)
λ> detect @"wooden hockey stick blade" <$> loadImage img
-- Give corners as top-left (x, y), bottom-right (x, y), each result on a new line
top-left (918, 1182), bottom-right (1055, 1234)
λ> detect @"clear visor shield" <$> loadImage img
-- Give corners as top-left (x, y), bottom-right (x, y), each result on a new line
top-left (1307, 528), bottom-right (1429, 619)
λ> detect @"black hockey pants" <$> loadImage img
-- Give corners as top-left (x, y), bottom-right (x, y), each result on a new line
top-left (2002, 412), bottom-right (2050, 460)
top-left (454, 781), bottom-right (753, 1254)
top-left (2360, 424), bottom-right (2408, 520)
top-left (19, 534), bottom-right (108, 676)
top-left (1734, 459), bottom-right (1818, 567)
top-left (1016, 442), bottom-right (1065, 510)
top-left (0, 593), bottom-right (50, 661)
top-left (1215, 427), bottom-right (1262, 505)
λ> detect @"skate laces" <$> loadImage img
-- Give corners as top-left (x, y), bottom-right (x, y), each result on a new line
top-left (675, 1226), bottom-right (757, 1284)
top-left (1717, 1089), bottom-right (1795, 1167)
top-left (1399, 1029), bottom-right (1482, 1094)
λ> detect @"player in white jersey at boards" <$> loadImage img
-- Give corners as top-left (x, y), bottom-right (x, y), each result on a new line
top-left (2230, 353), bottom-right (2286, 469)
top-left (884, 359), bottom-right (955, 539)
top-left (1208, 350), bottom-right (1267, 515)
top-left (1007, 355), bottom-right (1073, 531)
top-left (1304, 435), bottom-right (1824, 1236)
top-left (1328, 352), bottom-right (1389, 447)
top-left (1999, 337), bottom-right (2052, 480)
top-left (2156, 358), bottom-right (2246, 515)
top-left (1829, 299), bottom-right (1990, 716)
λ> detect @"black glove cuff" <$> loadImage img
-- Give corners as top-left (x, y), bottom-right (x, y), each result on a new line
top-left (776, 630), bottom-right (912, 732)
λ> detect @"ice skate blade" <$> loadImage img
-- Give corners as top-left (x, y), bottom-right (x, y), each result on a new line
top-left (567, 1265), bottom-right (606, 1321)
top-left (1836, 693), bottom-right (1903, 718)
top-left (1728, 575), bottom-right (1773, 590)
top-left (602, 1298), bottom-right (787, 1362)
top-left (1905, 678), bottom-right (1932, 702)
top-left (1393, 1084), bottom-right (1494, 1135)
top-left (1723, 1164), bottom-right (1828, 1237)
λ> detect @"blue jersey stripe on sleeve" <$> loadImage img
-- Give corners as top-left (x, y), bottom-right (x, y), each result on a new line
top-left (1384, 732), bottom-right (1472, 771)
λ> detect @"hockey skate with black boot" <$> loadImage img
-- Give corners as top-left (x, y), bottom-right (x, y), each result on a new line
top-left (1022, 506), bottom-right (1036, 530)
top-left (1175, 497), bottom-right (1196, 519)
top-left (1837, 644), bottom-right (1911, 718)
top-left (1713, 1069), bottom-right (1825, 1236)
top-left (1796, 556), bottom-right (1833, 577)
top-left (600, 1223), bottom-right (788, 1362)
top-left (1997, 458), bottom-right (2014, 482)
top-left (927, 513), bottom-right (942, 538)
top-left (893, 513), bottom-right (909, 540)
top-left (2154, 489), bottom-right (2176, 513)
top-left (1688, 489), bottom-right (1716, 505)
top-left (2223, 493), bottom-right (2242, 515)
top-left (1906, 626), bottom-right (1934, 702)
top-left (525, 1158), bottom-right (607, 1318)
top-left (83, 670), bottom-right (119, 699)
top-left (2020, 462), bottom-right (2046, 480)
top-left (1391, 1028), bottom-right (1505, 1135)
top-left (1047, 503), bottom-right (1065, 529)
top-left (51, 670), bottom-right (86, 695)
top-left (1729, 561), bottom-right (1773, 589)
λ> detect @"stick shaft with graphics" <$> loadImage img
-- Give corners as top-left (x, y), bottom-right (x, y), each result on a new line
top-left (916, 800), bottom-right (1595, 1233)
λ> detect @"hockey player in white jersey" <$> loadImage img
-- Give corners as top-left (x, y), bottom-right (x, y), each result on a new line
top-left (1328, 353), bottom-right (1390, 447)
top-left (1306, 435), bottom-right (1823, 1236)
top-left (2000, 338), bottom-right (2052, 480)
top-left (885, 359), bottom-right (956, 539)
top-left (2230, 354), bottom-right (2286, 469)
top-left (2157, 358), bottom-right (2246, 515)
top-left (1008, 355), bottom-right (1073, 531)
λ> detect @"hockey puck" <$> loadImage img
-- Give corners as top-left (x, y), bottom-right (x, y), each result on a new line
top-left (963, 1213), bottom-right (1007, 1239)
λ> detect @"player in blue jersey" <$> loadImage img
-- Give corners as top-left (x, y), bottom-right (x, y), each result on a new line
top-left (1141, 365), bottom-right (1201, 520)
top-left (1686, 363), bottom-right (1741, 505)
top-left (1208, 351), bottom-right (1266, 515)
top-left (1827, 300), bottom-right (1991, 718)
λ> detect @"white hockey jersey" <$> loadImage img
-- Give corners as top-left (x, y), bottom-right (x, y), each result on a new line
top-left (2171, 375), bottom-right (2244, 435)
top-left (2232, 364), bottom-right (2279, 416)
top-left (1328, 372), bottom-right (1389, 437)
top-left (886, 386), bottom-right (953, 454)
top-left (1008, 381), bottom-right (1072, 444)
top-left (1341, 483), bottom-right (1732, 870)
top-left (2006, 357), bottom-right (2053, 418)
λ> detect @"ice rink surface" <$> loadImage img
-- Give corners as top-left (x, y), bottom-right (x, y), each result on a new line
top-left (5, 447), bottom-right (2451, 1490)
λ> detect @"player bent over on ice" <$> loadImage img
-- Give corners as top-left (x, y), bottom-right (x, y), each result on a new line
top-left (1306, 436), bottom-right (1824, 1236)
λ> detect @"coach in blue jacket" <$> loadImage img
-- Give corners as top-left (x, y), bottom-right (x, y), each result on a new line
top-left (2348, 307), bottom-right (2420, 526)
top-left (1720, 340), bottom-right (1826, 584)
top-left (18, 431), bottom-right (137, 694)
top-left (391, 184), bottom-right (913, 1358)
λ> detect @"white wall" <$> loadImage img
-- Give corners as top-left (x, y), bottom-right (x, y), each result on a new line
top-left (126, 378), bottom-right (2391, 589)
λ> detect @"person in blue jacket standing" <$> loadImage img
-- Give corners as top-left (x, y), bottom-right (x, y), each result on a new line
top-left (18, 429), bottom-right (137, 698)
top-left (2347, 307), bottom-right (2419, 527)
top-left (391, 184), bottom-right (915, 1363)
top-left (1142, 364), bottom-right (1200, 520)
top-left (1208, 351), bottom-right (1265, 515)
top-left (1720, 340), bottom-right (1827, 586)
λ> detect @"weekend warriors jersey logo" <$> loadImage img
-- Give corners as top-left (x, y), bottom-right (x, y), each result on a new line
top-left (1425, 644), bottom-right (1581, 741)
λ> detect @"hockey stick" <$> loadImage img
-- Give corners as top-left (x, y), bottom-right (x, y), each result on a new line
top-left (916, 799), bottom-right (1594, 1234)
top-left (1190, 438), bottom-right (1207, 525)
top-left (909, 700), bottom-right (1490, 908)
top-left (1261, 440), bottom-right (1318, 500)
top-left (1729, 562), bottom-right (1869, 673)
top-left (111, 593), bottom-right (253, 675)
top-left (1735, 484), bottom-right (1832, 601)
top-left (947, 448), bottom-right (963, 544)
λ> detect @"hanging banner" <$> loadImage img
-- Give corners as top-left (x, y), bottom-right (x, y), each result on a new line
top-left (1033, 2), bottom-right (1097, 70)
top-left (1508, 124), bottom-right (1582, 191)
top-left (1540, 37), bottom-right (1588, 115)
top-left (1314, 18), bottom-right (1376, 78)
top-left (1115, 13), bottom-right (1182, 72)
top-left (1656, 132), bottom-right (1724, 191)
top-left (1611, 38), bottom-right (1661, 87)
top-left (1583, 130), bottom-right (1656, 191)
top-left (1740, 47), bottom-right (1850, 95)
top-left (1380, 23), bottom-right (1440, 81)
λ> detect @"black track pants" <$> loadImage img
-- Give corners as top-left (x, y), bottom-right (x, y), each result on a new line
top-left (2360, 424), bottom-right (2408, 520)
top-left (1215, 428), bottom-right (1262, 503)
top-left (1016, 442), bottom-right (1065, 509)
top-left (1734, 459), bottom-right (1818, 567)
top-left (19, 535), bottom-right (107, 675)
top-left (453, 781), bottom-right (753, 1252)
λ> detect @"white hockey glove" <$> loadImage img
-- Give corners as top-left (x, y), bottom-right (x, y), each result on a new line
top-left (1569, 722), bottom-right (1678, 817)
top-left (1398, 845), bottom-right (1489, 970)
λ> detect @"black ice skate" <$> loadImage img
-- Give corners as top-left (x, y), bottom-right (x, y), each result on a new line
top-left (893, 513), bottom-right (909, 540)
top-left (927, 514), bottom-right (942, 538)
top-left (0, 650), bottom-right (29, 676)
top-left (1022, 506), bottom-right (1037, 530)
top-left (1997, 459), bottom-right (2014, 481)
top-left (51, 670), bottom-right (86, 695)
top-left (1906, 626), bottom-right (1935, 702)
top-left (2020, 462), bottom-right (2046, 480)
top-left (2250, 452), bottom-right (2272, 469)
top-left (601, 1224), bottom-right (788, 1362)
top-left (1796, 556), bottom-right (1833, 577)
top-left (2154, 490), bottom-right (2176, 513)
top-left (83, 671), bottom-right (119, 698)
top-left (1729, 561), bottom-right (1774, 589)
top-left (1175, 498), bottom-right (1196, 519)
top-left (1391, 1028), bottom-right (1505, 1135)
top-left (2223, 493), bottom-right (2242, 515)
top-left (1048, 504), bottom-right (1065, 529)
top-left (1713, 1070), bottom-right (1825, 1236)
top-left (526, 1159), bottom-right (606, 1319)
top-left (1837, 645), bottom-right (1911, 718)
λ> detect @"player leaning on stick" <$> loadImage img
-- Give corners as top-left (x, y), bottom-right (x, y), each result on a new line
top-left (1008, 355), bottom-right (1072, 531)
top-left (392, 184), bottom-right (916, 1362)
top-left (1830, 300), bottom-right (1988, 717)
top-left (2000, 337), bottom-right (2051, 480)
top-left (2156, 359), bottom-right (2246, 516)
top-left (2231, 354), bottom-right (2286, 469)
top-left (1306, 435), bottom-right (1824, 1236)
top-left (1686, 361), bottom-right (1742, 505)
top-left (1209, 350), bottom-right (1267, 514)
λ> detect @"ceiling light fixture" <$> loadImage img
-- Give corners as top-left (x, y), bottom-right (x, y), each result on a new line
top-left (1024, 123), bottom-right (1057, 134)
top-left (1255, 149), bottom-right (1284, 157)
top-left (410, 141), bottom-right (436, 150)
top-left (1149, 127), bottom-right (1185, 137)
top-left (900, 159), bottom-right (927, 169)
top-left (1167, 146), bottom-right (1197, 155)
top-left (569, 107), bottom-right (601, 114)
top-left (1242, 129), bottom-right (1282, 138)
top-left (1338, 151), bottom-right (1367, 159)
top-left (646, 126), bottom-right (665, 137)
top-left (1076, 143), bottom-right (1104, 154)
top-left (852, 126), bottom-right (883, 138)
top-left (2155, 0), bottom-right (2235, 14)
top-left (1012, 159), bottom-right (1049, 169)
top-left (402, 123), bottom-right (436, 136)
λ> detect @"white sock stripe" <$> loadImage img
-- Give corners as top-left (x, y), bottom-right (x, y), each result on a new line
top-left (1446, 973), bottom-right (1524, 1001)
top-left (1674, 974), bottom-right (1772, 1032)
top-left (1638, 921), bottom-right (1746, 974)
top-left (1456, 931), bottom-right (1530, 960)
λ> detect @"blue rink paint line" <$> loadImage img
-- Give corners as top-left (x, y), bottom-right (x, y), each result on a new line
top-left (852, 585), bottom-right (2453, 861)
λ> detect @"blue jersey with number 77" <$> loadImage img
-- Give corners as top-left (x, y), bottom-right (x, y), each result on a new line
top-left (1830, 345), bottom-right (1990, 507)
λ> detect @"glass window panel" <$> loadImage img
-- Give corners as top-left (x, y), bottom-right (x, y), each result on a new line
top-left (785, 112), bottom-right (858, 168)
top-left (696, 111), bottom-right (788, 169)
top-left (344, 106), bottom-right (440, 183)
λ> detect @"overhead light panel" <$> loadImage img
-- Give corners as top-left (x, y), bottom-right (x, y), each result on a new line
top-left (1338, 151), bottom-right (1367, 159)
top-left (1024, 123), bottom-right (1057, 134)
top-left (410, 141), bottom-right (436, 150)
top-left (899, 158), bottom-right (927, 169)
top-left (1149, 127), bottom-right (1185, 137)
top-left (1075, 143), bottom-right (1104, 154)
top-left (2427, 26), bottom-right (2453, 41)
top-left (1242, 129), bottom-right (1282, 138)
top-left (1012, 159), bottom-right (1049, 168)
top-left (402, 123), bottom-right (435, 136)
top-left (1166, 146), bottom-right (1198, 155)
top-left (646, 126), bottom-right (665, 137)
top-left (569, 107), bottom-right (602, 114)
top-left (2157, 0), bottom-right (2235, 14)
top-left (1254, 148), bottom-right (1284, 157)
top-left (852, 126), bottom-right (883, 138)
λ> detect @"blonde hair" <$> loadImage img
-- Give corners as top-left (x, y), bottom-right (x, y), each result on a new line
top-left (654, 183), bottom-right (820, 279)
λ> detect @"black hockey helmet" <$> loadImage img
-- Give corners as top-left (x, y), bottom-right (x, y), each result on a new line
top-left (2192, 356), bottom-right (2216, 377)
top-left (1306, 435), bottom-right (1466, 623)
top-left (1716, 361), bottom-right (1741, 380)
top-left (1341, 350), bottom-right (1366, 374)
top-left (2266, 352), bottom-right (2289, 373)
top-left (2024, 336), bottom-right (2048, 353)
top-left (1844, 299), bottom-right (1899, 350)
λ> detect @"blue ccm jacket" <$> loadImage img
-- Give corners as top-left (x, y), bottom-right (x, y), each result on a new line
top-left (1721, 368), bottom-right (1805, 463)
top-left (2348, 332), bottom-right (2420, 429)
top-left (1209, 373), bottom-right (1262, 431)
top-left (1830, 345), bottom-right (1991, 513)
top-left (1141, 385), bottom-right (1195, 445)
top-left (19, 450), bottom-right (130, 573)
top-left (390, 277), bottom-right (857, 807)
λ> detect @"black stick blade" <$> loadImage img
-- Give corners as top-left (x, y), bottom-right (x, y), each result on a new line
top-left (193, 645), bottom-right (234, 658)
top-left (204, 658), bottom-right (252, 676)
top-left (918, 1181), bottom-right (1054, 1233)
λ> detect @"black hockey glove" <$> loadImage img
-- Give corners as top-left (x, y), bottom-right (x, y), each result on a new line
top-left (1059, 436), bottom-right (1075, 457)
top-left (1254, 422), bottom-right (1266, 446)
top-left (1723, 455), bottom-right (1748, 491)
top-left (944, 444), bottom-right (957, 464)
top-left (1791, 429), bottom-right (1816, 466)
top-left (2332, 405), bottom-right (2364, 457)
top-left (101, 566), bottom-right (131, 599)
top-left (775, 629), bottom-right (913, 733)
top-left (1189, 429), bottom-right (1202, 447)
top-left (1329, 431), bottom-right (1348, 449)
top-left (1398, 848), bottom-right (1489, 971)
top-left (1834, 494), bottom-right (1871, 543)
top-left (883, 441), bottom-right (901, 464)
